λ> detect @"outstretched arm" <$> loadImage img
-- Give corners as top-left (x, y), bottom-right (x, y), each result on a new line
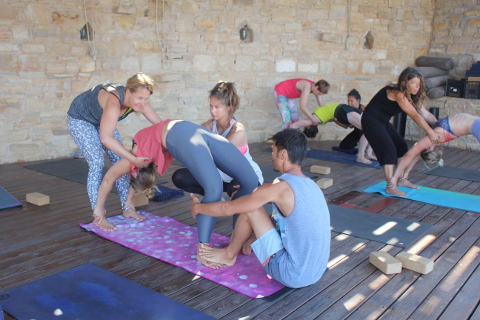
top-left (94, 159), bottom-right (131, 211)
top-left (298, 82), bottom-right (320, 125)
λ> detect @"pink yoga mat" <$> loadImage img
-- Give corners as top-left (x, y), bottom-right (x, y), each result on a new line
top-left (80, 212), bottom-right (285, 298)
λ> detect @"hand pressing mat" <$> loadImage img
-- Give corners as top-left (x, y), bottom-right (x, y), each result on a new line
top-left (80, 212), bottom-right (285, 299)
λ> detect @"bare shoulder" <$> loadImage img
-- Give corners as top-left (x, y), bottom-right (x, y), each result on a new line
top-left (201, 119), bottom-right (214, 130)
top-left (232, 121), bottom-right (245, 132)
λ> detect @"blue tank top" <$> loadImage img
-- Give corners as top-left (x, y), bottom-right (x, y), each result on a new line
top-left (364, 86), bottom-right (402, 123)
top-left (271, 173), bottom-right (330, 288)
top-left (67, 84), bottom-right (130, 127)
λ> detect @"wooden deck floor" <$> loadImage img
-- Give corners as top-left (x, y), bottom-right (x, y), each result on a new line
top-left (1, 140), bottom-right (479, 320)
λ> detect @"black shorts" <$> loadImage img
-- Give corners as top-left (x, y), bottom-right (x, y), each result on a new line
top-left (334, 104), bottom-right (362, 126)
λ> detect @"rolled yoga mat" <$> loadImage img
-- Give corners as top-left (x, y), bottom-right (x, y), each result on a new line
top-left (361, 180), bottom-right (480, 213)
top-left (425, 74), bottom-right (454, 89)
top-left (427, 86), bottom-right (446, 99)
top-left (416, 66), bottom-right (449, 78)
top-left (0, 263), bottom-right (216, 320)
top-left (426, 166), bottom-right (480, 182)
top-left (416, 56), bottom-right (455, 70)
top-left (80, 212), bottom-right (285, 299)
top-left (328, 204), bottom-right (432, 248)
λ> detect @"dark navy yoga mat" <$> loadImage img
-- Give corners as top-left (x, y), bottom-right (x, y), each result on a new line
top-left (0, 186), bottom-right (21, 210)
top-left (426, 165), bottom-right (480, 182)
top-left (0, 263), bottom-right (216, 320)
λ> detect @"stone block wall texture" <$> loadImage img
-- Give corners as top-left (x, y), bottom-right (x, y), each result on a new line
top-left (1, 0), bottom-right (475, 164)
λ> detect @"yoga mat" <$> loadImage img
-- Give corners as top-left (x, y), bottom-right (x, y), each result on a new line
top-left (362, 180), bottom-right (480, 213)
top-left (0, 263), bottom-right (216, 320)
top-left (306, 148), bottom-right (382, 168)
top-left (259, 165), bottom-right (318, 183)
top-left (152, 185), bottom-right (185, 202)
top-left (332, 146), bottom-right (359, 154)
top-left (426, 166), bottom-right (480, 182)
top-left (329, 204), bottom-right (432, 248)
top-left (80, 212), bottom-right (285, 299)
top-left (24, 158), bottom-right (167, 191)
top-left (0, 186), bottom-right (21, 210)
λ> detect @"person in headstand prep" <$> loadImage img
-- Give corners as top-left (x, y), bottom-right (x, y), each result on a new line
top-left (91, 119), bottom-right (259, 267)
top-left (172, 81), bottom-right (263, 198)
top-left (290, 103), bottom-right (375, 164)
top-left (67, 73), bottom-right (162, 231)
top-left (190, 129), bottom-right (330, 288)
top-left (387, 113), bottom-right (480, 197)
top-left (274, 78), bottom-right (330, 129)
top-left (360, 67), bottom-right (441, 194)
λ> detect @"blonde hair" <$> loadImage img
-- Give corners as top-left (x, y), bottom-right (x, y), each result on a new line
top-left (420, 147), bottom-right (444, 167)
top-left (209, 81), bottom-right (239, 118)
top-left (130, 162), bottom-right (159, 198)
top-left (315, 79), bottom-right (330, 94)
top-left (125, 73), bottom-right (154, 95)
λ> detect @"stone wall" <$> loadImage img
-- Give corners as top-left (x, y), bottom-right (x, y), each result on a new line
top-left (0, 0), bottom-right (436, 163)
top-left (404, 0), bottom-right (480, 150)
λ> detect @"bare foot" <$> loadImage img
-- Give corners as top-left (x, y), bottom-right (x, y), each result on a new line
top-left (385, 186), bottom-right (409, 198)
top-left (356, 156), bottom-right (372, 165)
top-left (93, 210), bottom-right (117, 231)
top-left (242, 234), bottom-right (256, 256)
top-left (122, 206), bottom-right (146, 221)
top-left (199, 245), bottom-right (236, 267)
top-left (197, 243), bottom-right (225, 269)
top-left (366, 153), bottom-right (378, 161)
top-left (398, 178), bottom-right (420, 189)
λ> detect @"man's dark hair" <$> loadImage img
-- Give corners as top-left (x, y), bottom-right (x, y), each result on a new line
top-left (303, 125), bottom-right (318, 138)
top-left (269, 129), bottom-right (308, 165)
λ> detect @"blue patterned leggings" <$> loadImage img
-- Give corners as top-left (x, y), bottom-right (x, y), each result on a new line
top-left (274, 92), bottom-right (299, 129)
top-left (67, 116), bottom-right (129, 209)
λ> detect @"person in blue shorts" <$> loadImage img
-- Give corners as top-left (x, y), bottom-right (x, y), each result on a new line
top-left (190, 129), bottom-right (330, 288)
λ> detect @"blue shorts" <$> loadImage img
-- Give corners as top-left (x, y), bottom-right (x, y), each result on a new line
top-left (251, 228), bottom-right (283, 266)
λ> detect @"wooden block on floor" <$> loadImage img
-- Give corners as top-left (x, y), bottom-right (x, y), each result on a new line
top-left (26, 192), bottom-right (50, 206)
top-left (133, 193), bottom-right (149, 207)
top-left (396, 252), bottom-right (434, 274)
top-left (316, 178), bottom-right (333, 189)
top-left (310, 165), bottom-right (330, 175)
top-left (370, 251), bottom-right (402, 274)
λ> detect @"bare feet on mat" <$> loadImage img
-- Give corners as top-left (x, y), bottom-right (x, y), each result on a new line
top-left (398, 178), bottom-right (420, 189)
top-left (356, 156), bottom-right (373, 165)
top-left (198, 244), bottom-right (236, 268)
top-left (93, 208), bottom-right (117, 231)
top-left (385, 186), bottom-right (409, 198)
top-left (197, 243), bottom-right (227, 269)
top-left (366, 153), bottom-right (377, 161)
top-left (242, 233), bottom-right (256, 256)
top-left (122, 206), bottom-right (146, 222)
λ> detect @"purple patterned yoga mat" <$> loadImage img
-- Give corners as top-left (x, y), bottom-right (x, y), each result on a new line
top-left (79, 212), bottom-right (285, 299)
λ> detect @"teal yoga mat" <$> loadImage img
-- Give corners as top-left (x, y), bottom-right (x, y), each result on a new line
top-left (362, 181), bottom-right (480, 213)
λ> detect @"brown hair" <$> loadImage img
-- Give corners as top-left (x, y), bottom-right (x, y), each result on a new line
top-left (130, 162), bottom-right (159, 198)
top-left (420, 147), bottom-right (444, 167)
top-left (209, 81), bottom-right (240, 118)
top-left (393, 67), bottom-right (426, 111)
top-left (315, 79), bottom-right (330, 94)
top-left (125, 73), bottom-right (154, 95)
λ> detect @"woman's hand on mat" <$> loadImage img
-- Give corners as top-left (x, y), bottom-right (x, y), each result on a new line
top-left (190, 193), bottom-right (200, 218)
top-left (132, 156), bottom-right (152, 168)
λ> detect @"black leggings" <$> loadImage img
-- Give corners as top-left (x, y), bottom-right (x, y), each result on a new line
top-left (172, 168), bottom-right (241, 198)
top-left (339, 127), bottom-right (363, 149)
top-left (165, 121), bottom-right (258, 244)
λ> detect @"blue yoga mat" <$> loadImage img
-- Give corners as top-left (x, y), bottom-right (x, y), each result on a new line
top-left (152, 185), bottom-right (184, 202)
top-left (306, 148), bottom-right (382, 168)
top-left (332, 146), bottom-right (359, 154)
top-left (362, 181), bottom-right (480, 213)
top-left (0, 186), bottom-right (21, 210)
top-left (0, 263), bottom-right (216, 320)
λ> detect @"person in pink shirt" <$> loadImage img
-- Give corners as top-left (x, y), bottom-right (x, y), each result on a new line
top-left (274, 78), bottom-right (330, 129)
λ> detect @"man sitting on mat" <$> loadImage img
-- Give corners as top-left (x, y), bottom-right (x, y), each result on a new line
top-left (387, 113), bottom-right (480, 197)
top-left (190, 129), bottom-right (330, 288)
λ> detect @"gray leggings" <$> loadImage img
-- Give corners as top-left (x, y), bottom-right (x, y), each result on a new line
top-left (67, 116), bottom-right (129, 209)
top-left (166, 121), bottom-right (259, 243)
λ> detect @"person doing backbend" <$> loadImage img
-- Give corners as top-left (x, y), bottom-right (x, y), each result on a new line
top-left (290, 103), bottom-right (376, 164)
top-left (172, 81), bottom-right (263, 198)
top-left (387, 113), bottom-right (480, 197)
top-left (360, 67), bottom-right (441, 193)
top-left (190, 129), bottom-right (330, 288)
top-left (274, 78), bottom-right (330, 129)
top-left (67, 73), bottom-right (162, 229)
top-left (92, 120), bottom-right (259, 267)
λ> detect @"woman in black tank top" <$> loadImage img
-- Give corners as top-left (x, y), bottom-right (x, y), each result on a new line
top-left (360, 67), bottom-right (441, 197)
